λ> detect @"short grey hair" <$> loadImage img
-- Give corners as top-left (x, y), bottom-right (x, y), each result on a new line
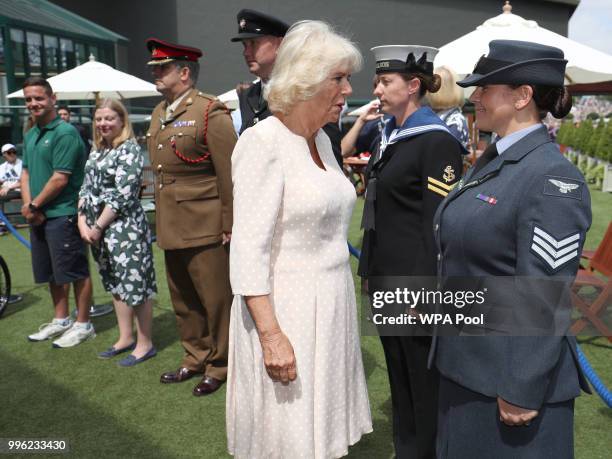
top-left (174, 59), bottom-right (200, 85)
top-left (265, 21), bottom-right (363, 114)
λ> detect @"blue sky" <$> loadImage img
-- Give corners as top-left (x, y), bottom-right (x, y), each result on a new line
top-left (569, 0), bottom-right (612, 55)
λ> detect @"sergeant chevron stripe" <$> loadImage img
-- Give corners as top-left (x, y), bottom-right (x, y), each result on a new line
top-left (530, 226), bottom-right (580, 271)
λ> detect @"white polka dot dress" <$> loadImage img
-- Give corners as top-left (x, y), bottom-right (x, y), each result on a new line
top-left (227, 116), bottom-right (372, 458)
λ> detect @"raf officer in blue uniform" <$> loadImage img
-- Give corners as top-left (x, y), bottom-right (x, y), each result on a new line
top-left (430, 40), bottom-right (592, 458)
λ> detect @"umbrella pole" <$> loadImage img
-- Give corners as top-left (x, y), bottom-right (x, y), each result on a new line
top-left (95, 91), bottom-right (100, 107)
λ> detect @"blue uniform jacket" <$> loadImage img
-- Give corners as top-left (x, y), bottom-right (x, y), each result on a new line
top-left (430, 126), bottom-right (592, 410)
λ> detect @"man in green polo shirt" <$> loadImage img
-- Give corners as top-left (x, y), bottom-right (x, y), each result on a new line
top-left (20, 76), bottom-right (95, 348)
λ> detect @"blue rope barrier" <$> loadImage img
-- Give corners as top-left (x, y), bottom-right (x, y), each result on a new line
top-left (347, 240), bottom-right (611, 408)
top-left (576, 344), bottom-right (612, 408)
top-left (0, 210), bottom-right (31, 250)
top-left (347, 242), bottom-right (361, 259)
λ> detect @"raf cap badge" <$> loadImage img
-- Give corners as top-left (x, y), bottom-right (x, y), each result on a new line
top-left (240, 19), bottom-right (247, 30)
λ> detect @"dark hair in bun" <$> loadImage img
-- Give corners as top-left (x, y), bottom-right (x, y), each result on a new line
top-left (532, 85), bottom-right (572, 119)
top-left (428, 74), bottom-right (442, 93)
top-left (401, 72), bottom-right (442, 97)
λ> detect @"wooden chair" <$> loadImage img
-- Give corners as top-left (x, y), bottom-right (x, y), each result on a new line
top-left (571, 221), bottom-right (612, 341)
top-left (580, 221), bottom-right (612, 270)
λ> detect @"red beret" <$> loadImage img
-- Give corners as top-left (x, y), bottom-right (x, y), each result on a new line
top-left (146, 37), bottom-right (202, 65)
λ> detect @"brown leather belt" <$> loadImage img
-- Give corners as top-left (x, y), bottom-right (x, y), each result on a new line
top-left (155, 164), bottom-right (215, 188)
top-left (156, 165), bottom-right (214, 174)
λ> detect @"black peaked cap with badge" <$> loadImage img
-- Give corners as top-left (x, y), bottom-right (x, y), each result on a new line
top-left (230, 9), bottom-right (289, 42)
top-left (457, 39), bottom-right (567, 87)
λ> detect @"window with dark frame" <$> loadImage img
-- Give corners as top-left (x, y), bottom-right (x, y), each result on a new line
top-left (60, 38), bottom-right (75, 70)
top-left (26, 31), bottom-right (42, 75)
top-left (10, 29), bottom-right (25, 77)
top-left (44, 35), bottom-right (59, 75)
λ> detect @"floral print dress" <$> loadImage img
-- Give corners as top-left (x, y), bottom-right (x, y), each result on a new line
top-left (79, 138), bottom-right (156, 306)
top-left (438, 107), bottom-right (470, 151)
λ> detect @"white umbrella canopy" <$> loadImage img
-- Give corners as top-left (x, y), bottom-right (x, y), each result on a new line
top-left (217, 79), bottom-right (260, 110)
top-left (435, 1), bottom-right (612, 85)
top-left (7, 55), bottom-right (160, 100)
top-left (217, 88), bottom-right (239, 110)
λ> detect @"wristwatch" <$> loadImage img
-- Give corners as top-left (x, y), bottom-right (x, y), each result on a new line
top-left (93, 223), bottom-right (104, 232)
top-left (28, 202), bottom-right (39, 212)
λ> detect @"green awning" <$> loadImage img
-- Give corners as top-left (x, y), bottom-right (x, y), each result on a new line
top-left (0, 0), bottom-right (127, 43)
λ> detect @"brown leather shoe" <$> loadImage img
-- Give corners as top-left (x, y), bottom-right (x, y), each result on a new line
top-left (192, 375), bottom-right (224, 396)
top-left (160, 367), bottom-right (201, 384)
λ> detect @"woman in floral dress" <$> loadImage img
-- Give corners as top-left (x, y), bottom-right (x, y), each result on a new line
top-left (78, 98), bottom-right (157, 366)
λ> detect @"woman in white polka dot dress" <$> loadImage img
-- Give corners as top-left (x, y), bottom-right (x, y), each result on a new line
top-left (227, 21), bottom-right (373, 458)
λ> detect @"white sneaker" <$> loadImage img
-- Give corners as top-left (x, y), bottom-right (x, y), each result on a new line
top-left (52, 322), bottom-right (96, 348)
top-left (28, 318), bottom-right (73, 341)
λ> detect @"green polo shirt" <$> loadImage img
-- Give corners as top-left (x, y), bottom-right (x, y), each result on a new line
top-left (22, 116), bottom-right (86, 218)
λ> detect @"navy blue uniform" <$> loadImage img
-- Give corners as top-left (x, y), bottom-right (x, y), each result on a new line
top-left (430, 126), bottom-right (592, 458)
top-left (359, 107), bottom-right (464, 459)
top-left (237, 81), bottom-right (270, 134)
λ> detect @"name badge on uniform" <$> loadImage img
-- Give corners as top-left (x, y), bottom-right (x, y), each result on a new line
top-left (172, 120), bottom-right (196, 128)
top-left (543, 175), bottom-right (583, 200)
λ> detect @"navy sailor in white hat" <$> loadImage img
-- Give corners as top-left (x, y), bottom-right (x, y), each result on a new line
top-left (357, 45), bottom-right (465, 459)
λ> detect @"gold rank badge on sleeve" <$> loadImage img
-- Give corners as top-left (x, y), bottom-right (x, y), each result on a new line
top-left (428, 176), bottom-right (453, 197)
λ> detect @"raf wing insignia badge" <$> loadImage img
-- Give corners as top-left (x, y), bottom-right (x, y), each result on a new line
top-left (549, 179), bottom-right (579, 193)
top-left (543, 175), bottom-right (583, 200)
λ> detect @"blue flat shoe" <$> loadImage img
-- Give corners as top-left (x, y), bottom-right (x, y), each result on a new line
top-left (118, 347), bottom-right (157, 367)
top-left (98, 343), bottom-right (136, 359)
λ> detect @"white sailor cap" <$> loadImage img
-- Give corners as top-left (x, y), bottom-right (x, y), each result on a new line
top-left (371, 45), bottom-right (438, 75)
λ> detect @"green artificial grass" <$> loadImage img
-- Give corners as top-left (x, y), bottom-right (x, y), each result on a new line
top-left (0, 187), bottom-right (610, 458)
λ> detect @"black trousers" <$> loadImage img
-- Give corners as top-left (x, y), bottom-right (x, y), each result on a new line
top-left (380, 335), bottom-right (439, 459)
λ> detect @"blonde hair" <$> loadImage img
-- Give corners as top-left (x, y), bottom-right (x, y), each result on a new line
top-left (426, 66), bottom-right (465, 110)
top-left (266, 20), bottom-right (363, 114)
top-left (93, 98), bottom-right (135, 150)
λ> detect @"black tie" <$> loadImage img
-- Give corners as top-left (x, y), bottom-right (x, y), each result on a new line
top-left (472, 142), bottom-right (498, 175)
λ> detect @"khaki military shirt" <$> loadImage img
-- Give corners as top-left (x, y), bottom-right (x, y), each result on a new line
top-left (147, 88), bottom-right (236, 250)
